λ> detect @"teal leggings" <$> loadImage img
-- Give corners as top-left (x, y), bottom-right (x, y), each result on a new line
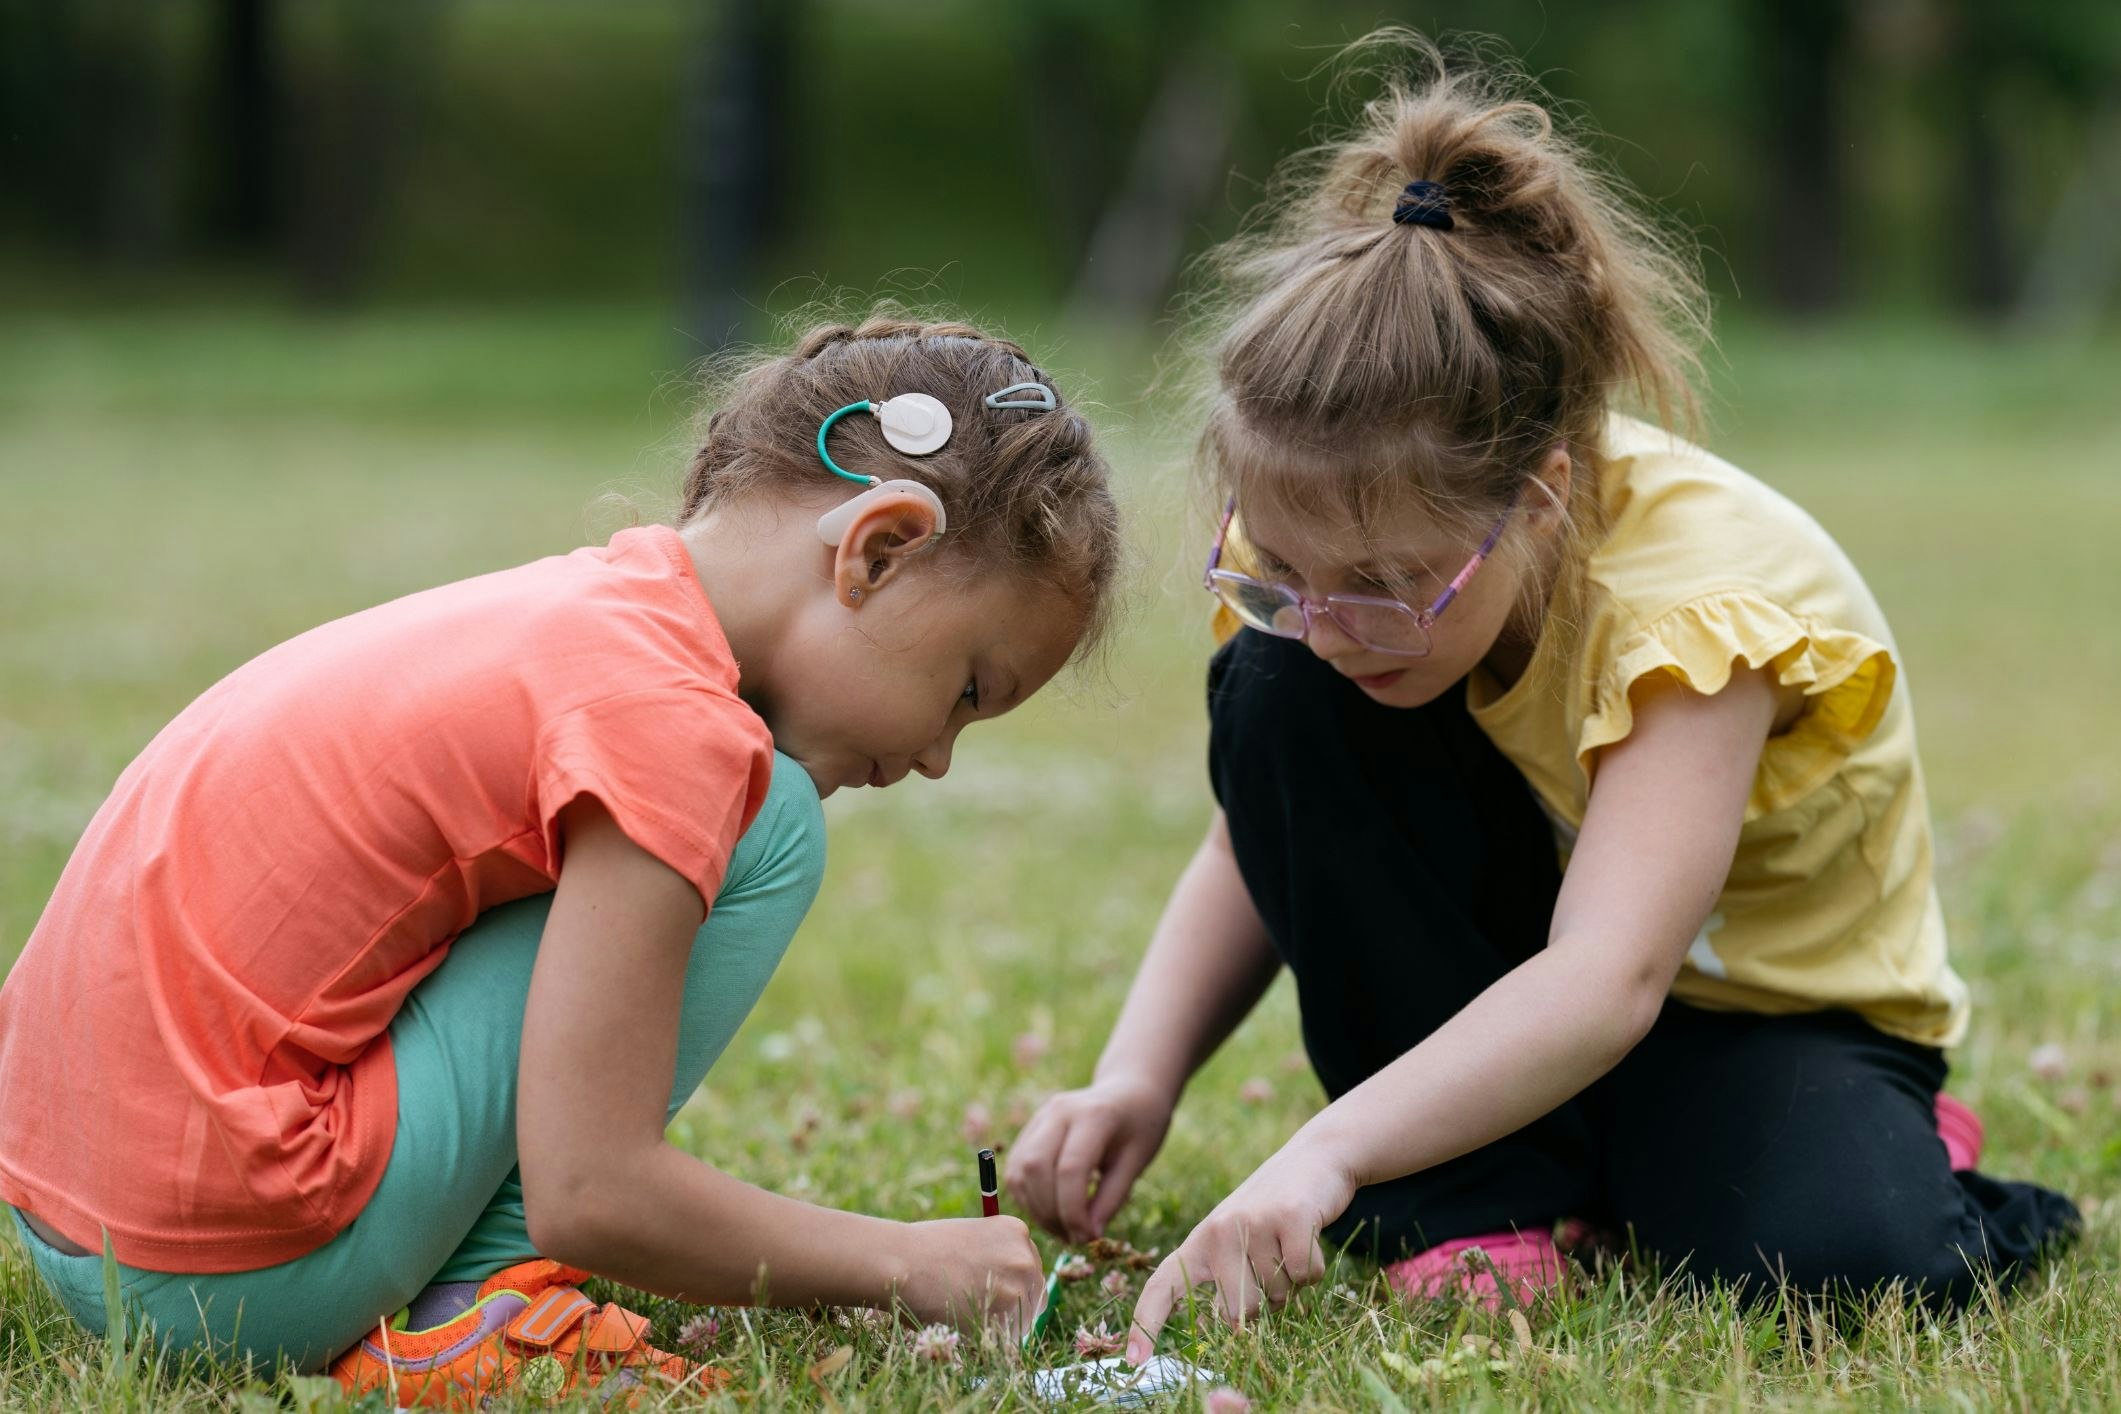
top-left (10, 752), bottom-right (824, 1374)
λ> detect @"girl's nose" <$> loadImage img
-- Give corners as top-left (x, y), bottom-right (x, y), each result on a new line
top-left (1301, 604), bottom-right (1361, 661)
top-left (913, 726), bottom-right (957, 780)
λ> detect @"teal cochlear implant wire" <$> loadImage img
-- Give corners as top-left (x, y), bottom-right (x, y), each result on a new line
top-left (817, 401), bottom-right (882, 486)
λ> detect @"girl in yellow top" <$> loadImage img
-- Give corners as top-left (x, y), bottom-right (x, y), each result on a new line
top-left (1008, 36), bottom-right (2077, 1348)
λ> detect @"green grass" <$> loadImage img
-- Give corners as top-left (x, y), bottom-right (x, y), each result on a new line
top-left (2, 304), bottom-right (2117, 1409)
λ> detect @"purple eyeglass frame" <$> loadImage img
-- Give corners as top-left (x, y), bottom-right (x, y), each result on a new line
top-left (1202, 493), bottom-right (1517, 657)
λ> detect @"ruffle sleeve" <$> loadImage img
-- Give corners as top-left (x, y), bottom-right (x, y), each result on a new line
top-left (1578, 591), bottom-right (1896, 819)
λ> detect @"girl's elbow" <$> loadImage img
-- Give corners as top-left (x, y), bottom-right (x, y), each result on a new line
top-left (525, 1196), bottom-right (637, 1272)
top-left (523, 1204), bottom-right (586, 1269)
top-left (1605, 953), bottom-right (1674, 1052)
top-left (521, 1159), bottom-right (633, 1269)
top-left (1614, 982), bottom-right (1665, 1051)
top-left (1559, 945), bottom-right (1667, 1057)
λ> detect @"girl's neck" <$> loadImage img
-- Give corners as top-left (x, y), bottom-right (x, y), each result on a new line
top-left (1480, 632), bottom-right (1537, 690)
top-left (674, 507), bottom-right (808, 694)
top-left (1478, 526), bottom-right (1571, 690)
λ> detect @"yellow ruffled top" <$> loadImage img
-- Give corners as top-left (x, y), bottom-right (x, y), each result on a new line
top-left (1575, 591), bottom-right (1896, 822)
top-left (1463, 414), bottom-right (1965, 1046)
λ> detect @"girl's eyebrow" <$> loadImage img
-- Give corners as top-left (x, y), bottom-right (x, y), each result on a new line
top-left (983, 654), bottom-right (1023, 710)
top-left (1247, 534), bottom-right (1292, 566)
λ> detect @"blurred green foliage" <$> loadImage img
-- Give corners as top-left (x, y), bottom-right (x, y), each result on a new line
top-left (3, 0), bottom-right (2117, 327)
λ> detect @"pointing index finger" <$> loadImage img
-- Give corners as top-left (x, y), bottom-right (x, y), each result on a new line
top-left (1125, 1251), bottom-right (1187, 1365)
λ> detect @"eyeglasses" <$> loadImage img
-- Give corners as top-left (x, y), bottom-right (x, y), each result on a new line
top-left (1202, 494), bottom-right (1516, 658)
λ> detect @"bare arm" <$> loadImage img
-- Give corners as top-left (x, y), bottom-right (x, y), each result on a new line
top-left (1129, 668), bottom-right (1790, 1355)
top-left (518, 798), bottom-right (1044, 1324)
top-left (1008, 810), bottom-right (1282, 1241)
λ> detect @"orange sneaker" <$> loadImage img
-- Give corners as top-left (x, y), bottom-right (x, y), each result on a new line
top-left (329, 1258), bottom-right (723, 1409)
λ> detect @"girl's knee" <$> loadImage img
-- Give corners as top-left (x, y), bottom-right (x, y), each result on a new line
top-left (723, 751), bottom-right (825, 899)
top-left (1671, 1200), bottom-right (1993, 1307)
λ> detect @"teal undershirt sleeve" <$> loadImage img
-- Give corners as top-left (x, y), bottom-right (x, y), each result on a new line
top-left (8, 751), bottom-right (826, 1375)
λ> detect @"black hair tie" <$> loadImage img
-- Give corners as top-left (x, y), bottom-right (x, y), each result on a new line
top-left (1392, 179), bottom-right (1454, 231)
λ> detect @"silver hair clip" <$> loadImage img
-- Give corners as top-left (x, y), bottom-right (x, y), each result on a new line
top-left (984, 381), bottom-right (1057, 412)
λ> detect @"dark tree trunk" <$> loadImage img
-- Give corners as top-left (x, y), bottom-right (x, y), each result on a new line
top-left (284, 4), bottom-right (438, 305)
top-left (1948, 6), bottom-right (2014, 315)
top-left (679, 0), bottom-right (796, 350)
top-left (210, 0), bottom-right (280, 250)
top-left (1750, 0), bottom-right (1851, 312)
top-left (1012, 9), bottom-right (1127, 277)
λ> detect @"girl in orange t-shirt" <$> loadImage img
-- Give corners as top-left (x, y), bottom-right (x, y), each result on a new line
top-left (0, 314), bottom-right (1118, 1402)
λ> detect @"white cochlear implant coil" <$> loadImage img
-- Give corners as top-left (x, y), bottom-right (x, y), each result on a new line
top-left (874, 393), bottom-right (953, 456)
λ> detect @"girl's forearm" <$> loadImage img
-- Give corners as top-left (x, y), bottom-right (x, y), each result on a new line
top-left (538, 1145), bottom-right (912, 1309)
top-left (1092, 812), bottom-right (1281, 1102)
top-left (1297, 942), bottom-right (1662, 1189)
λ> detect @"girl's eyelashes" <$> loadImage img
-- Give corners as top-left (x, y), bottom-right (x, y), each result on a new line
top-left (1255, 544), bottom-right (1419, 594)
top-left (961, 677), bottom-right (982, 712)
top-left (1361, 565), bottom-right (1429, 596)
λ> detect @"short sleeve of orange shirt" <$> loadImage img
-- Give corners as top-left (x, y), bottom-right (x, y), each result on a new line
top-left (0, 526), bottom-right (774, 1273)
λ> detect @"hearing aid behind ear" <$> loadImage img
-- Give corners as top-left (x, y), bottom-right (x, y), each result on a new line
top-left (815, 393), bottom-right (953, 547)
top-left (816, 478), bottom-right (948, 546)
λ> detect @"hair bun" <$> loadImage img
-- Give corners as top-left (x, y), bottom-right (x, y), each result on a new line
top-left (1391, 179), bottom-right (1454, 230)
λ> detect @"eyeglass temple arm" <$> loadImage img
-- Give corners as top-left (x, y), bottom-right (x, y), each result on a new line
top-left (1423, 493), bottom-right (1520, 621)
top-left (1204, 494), bottom-right (1239, 587)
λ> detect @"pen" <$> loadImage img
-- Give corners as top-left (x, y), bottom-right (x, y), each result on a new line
top-left (977, 1147), bottom-right (1000, 1218)
top-left (974, 1147), bottom-right (1055, 1348)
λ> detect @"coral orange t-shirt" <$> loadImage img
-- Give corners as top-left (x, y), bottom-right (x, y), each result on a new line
top-left (0, 526), bottom-right (773, 1272)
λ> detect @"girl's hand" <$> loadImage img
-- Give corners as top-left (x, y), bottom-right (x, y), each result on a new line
top-left (1005, 1075), bottom-right (1175, 1243)
top-left (891, 1215), bottom-right (1050, 1336)
top-left (1124, 1137), bottom-right (1355, 1362)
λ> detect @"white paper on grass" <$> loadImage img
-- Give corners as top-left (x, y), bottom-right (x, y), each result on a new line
top-left (1023, 1355), bottom-right (1218, 1405)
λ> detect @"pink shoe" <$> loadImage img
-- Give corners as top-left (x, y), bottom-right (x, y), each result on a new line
top-left (1934, 1092), bottom-right (1983, 1172)
top-left (1384, 1228), bottom-right (1564, 1311)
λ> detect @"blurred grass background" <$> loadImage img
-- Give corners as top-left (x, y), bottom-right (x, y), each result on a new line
top-left (3, 1), bottom-right (2119, 1407)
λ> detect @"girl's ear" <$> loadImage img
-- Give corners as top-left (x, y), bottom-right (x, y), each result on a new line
top-left (1527, 445), bottom-right (1574, 528)
top-left (831, 489), bottom-right (940, 606)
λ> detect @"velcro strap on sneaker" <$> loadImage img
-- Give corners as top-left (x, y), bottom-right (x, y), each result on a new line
top-left (582, 1304), bottom-right (651, 1356)
top-left (506, 1286), bottom-right (598, 1349)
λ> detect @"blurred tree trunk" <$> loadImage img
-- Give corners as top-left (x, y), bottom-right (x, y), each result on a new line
top-left (209, 0), bottom-right (280, 251)
top-left (680, 0), bottom-right (795, 350)
top-left (284, 2), bottom-right (440, 305)
top-left (1748, 0), bottom-right (1851, 312)
top-left (1011, 8), bottom-right (1126, 280)
top-left (0, 1), bottom-right (181, 262)
top-left (1945, 4), bottom-right (2014, 315)
top-left (1951, 99), bottom-right (2011, 315)
top-left (2013, 96), bottom-right (2121, 336)
top-left (1067, 48), bottom-right (1240, 323)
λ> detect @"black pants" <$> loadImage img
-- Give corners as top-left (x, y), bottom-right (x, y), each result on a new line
top-left (1208, 631), bottom-right (2079, 1306)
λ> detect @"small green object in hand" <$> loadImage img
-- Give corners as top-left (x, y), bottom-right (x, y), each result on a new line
top-left (1024, 1251), bottom-right (1070, 1351)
